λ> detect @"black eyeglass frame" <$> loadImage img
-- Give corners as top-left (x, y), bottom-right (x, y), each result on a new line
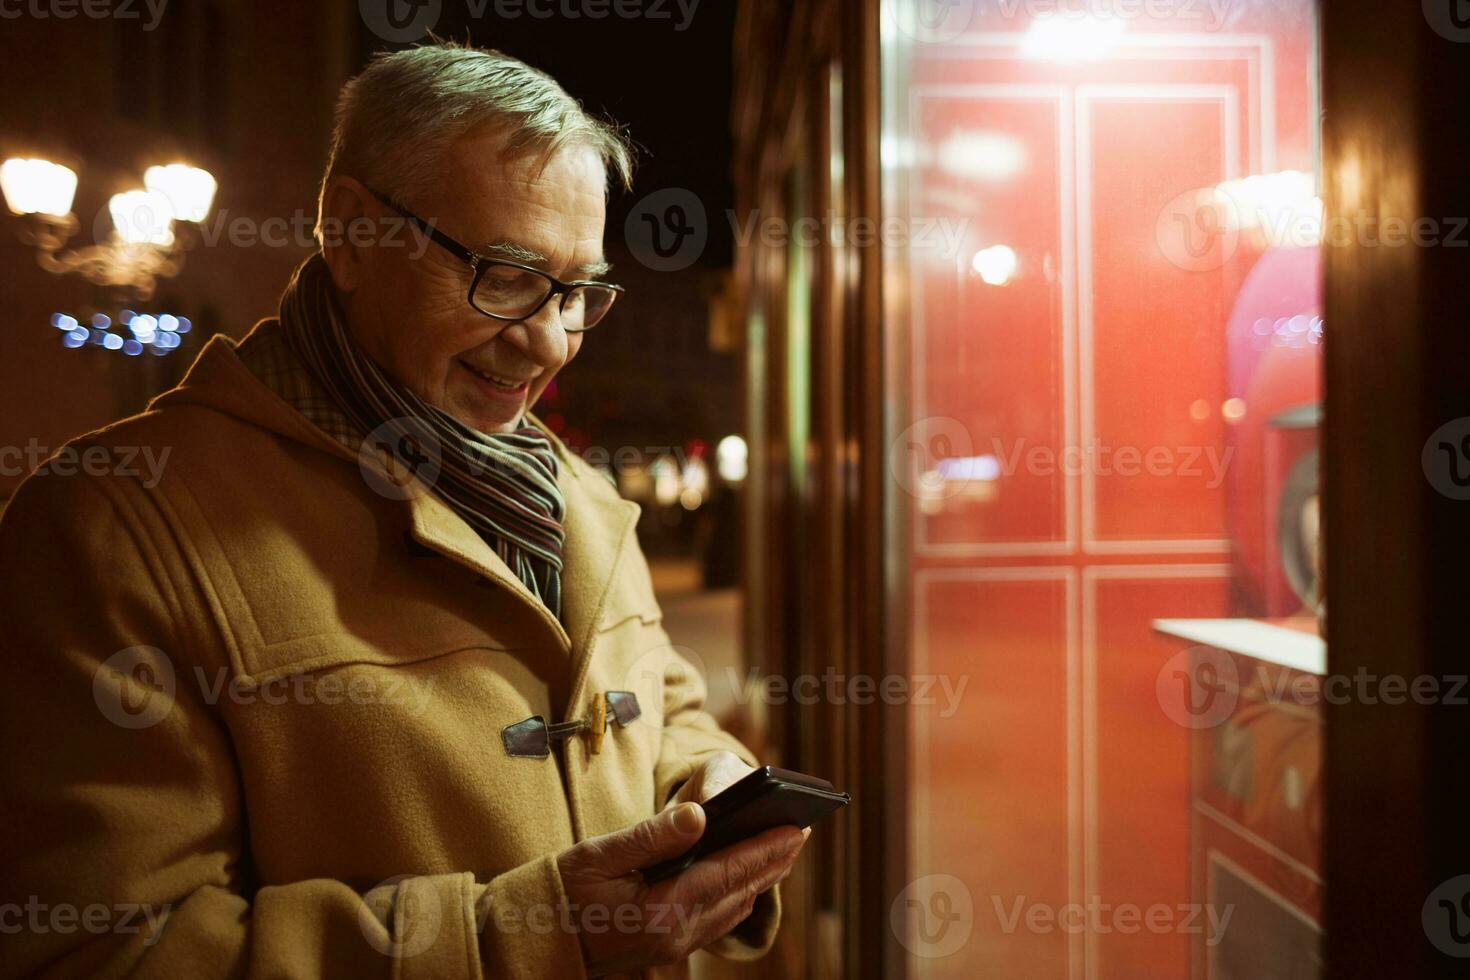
top-left (367, 187), bottom-right (624, 332)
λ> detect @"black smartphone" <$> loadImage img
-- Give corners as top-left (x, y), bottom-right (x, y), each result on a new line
top-left (640, 765), bottom-right (850, 882)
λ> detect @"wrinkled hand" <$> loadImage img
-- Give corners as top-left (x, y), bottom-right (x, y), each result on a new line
top-left (666, 750), bottom-right (757, 809)
top-left (557, 753), bottom-right (810, 977)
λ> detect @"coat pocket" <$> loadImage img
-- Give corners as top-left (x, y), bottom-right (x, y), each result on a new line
top-left (236, 624), bottom-right (510, 686)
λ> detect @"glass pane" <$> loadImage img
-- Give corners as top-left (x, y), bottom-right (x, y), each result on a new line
top-left (882, 2), bottom-right (1323, 977)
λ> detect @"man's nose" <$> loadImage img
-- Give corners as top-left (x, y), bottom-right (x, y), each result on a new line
top-left (496, 301), bottom-right (568, 368)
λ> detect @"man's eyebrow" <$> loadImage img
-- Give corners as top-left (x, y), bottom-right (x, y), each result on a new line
top-left (479, 240), bottom-right (548, 266)
top-left (478, 240), bottom-right (613, 280)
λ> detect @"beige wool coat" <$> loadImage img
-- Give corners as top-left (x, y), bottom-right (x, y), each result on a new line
top-left (0, 325), bottom-right (778, 978)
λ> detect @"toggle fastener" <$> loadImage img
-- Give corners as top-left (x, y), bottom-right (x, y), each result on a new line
top-left (501, 690), bottom-right (642, 759)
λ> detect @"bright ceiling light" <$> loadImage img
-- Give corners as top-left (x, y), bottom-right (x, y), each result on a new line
top-left (109, 189), bottom-right (177, 246)
top-left (972, 244), bottom-right (1018, 286)
top-left (144, 163), bottom-right (217, 223)
top-left (1, 157), bottom-right (79, 217)
top-left (1022, 15), bottom-right (1127, 61)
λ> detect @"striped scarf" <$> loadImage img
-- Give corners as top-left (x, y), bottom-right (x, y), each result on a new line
top-left (277, 253), bottom-right (567, 618)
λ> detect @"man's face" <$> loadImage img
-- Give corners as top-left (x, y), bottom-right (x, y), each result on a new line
top-left (335, 128), bottom-right (608, 434)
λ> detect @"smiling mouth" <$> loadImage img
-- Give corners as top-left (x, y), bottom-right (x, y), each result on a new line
top-left (459, 359), bottom-right (531, 392)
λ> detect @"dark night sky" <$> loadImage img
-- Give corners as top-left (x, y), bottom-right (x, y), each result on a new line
top-left (353, 1), bottom-right (738, 268)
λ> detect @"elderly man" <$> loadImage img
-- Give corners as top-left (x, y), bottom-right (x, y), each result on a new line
top-left (0, 44), bottom-right (805, 979)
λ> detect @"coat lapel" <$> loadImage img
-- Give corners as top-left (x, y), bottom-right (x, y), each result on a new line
top-left (404, 426), bottom-right (642, 722)
top-left (555, 459), bottom-right (641, 721)
top-left (405, 489), bottom-right (572, 651)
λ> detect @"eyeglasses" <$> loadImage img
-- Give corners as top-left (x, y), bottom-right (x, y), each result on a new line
top-left (368, 188), bottom-right (623, 332)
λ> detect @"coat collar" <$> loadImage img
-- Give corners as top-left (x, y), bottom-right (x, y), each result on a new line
top-left (402, 428), bottom-right (642, 670)
top-left (153, 330), bottom-right (642, 690)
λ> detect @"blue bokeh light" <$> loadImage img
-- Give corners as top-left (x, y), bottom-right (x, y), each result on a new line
top-left (53, 310), bottom-right (196, 355)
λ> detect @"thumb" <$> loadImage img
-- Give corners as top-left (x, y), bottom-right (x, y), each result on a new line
top-left (590, 802), bottom-right (706, 875)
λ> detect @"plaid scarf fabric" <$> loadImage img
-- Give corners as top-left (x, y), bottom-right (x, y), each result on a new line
top-left (257, 253), bottom-right (567, 618)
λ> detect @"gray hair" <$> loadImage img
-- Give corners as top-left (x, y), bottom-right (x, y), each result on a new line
top-left (317, 42), bottom-right (635, 234)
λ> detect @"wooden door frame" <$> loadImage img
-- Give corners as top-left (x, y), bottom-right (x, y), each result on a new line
top-left (843, 1), bottom-right (907, 978)
top-left (733, 1), bottom-right (891, 975)
top-left (1321, 2), bottom-right (1470, 977)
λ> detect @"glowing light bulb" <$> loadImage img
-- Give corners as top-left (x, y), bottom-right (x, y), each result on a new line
top-left (1, 157), bottom-right (78, 216)
top-left (143, 163), bottom-right (217, 223)
top-left (716, 434), bottom-right (748, 483)
top-left (971, 245), bottom-right (1019, 286)
top-left (109, 189), bottom-right (177, 246)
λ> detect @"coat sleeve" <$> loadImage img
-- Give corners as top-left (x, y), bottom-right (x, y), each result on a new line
top-left (644, 620), bottom-right (782, 962)
top-left (0, 464), bottom-right (587, 980)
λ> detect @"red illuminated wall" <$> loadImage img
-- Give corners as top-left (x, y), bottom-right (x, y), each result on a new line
top-left (898, 7), bottom-right (1321, 978)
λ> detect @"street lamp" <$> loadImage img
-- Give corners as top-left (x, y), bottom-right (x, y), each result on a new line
top-left (1, 155), bottom-right (217, 300)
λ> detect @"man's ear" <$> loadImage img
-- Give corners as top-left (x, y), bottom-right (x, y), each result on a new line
top-left (318, 175), bottom-right (377, 294)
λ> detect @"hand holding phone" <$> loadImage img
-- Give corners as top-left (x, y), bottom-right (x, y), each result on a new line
top-left (641, 765), bottom-right (850, 882)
